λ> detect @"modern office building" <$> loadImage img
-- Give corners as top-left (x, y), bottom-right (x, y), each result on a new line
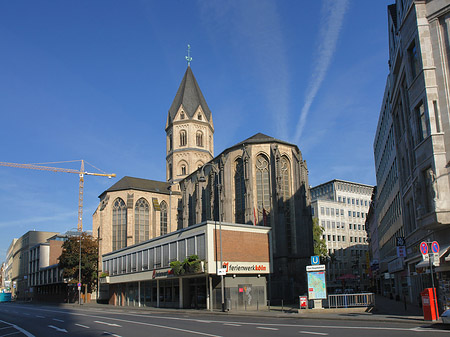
top-left (310, 180), bottom-right (374, 292)
top-left (373, 0), bottom-right (450, 309)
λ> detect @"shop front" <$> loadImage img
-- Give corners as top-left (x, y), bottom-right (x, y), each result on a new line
top-left (100, 221), bottom-right (271, 310)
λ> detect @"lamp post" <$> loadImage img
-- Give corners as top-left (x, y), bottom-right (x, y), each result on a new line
top-left (198, 162), bottom-right (225, 312)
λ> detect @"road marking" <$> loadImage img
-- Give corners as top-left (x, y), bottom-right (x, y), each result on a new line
top-left (35, 316), bottom-right (45, 318)
top-left (94, 321), bottom-right (122, 327)
top-left (103, 332), bottom-right (122, 337)
top-left (75, 323), bottom-right (90, 329)
top-left (223, 323), bottom-right (241, 326)
top-left (196, 320), bottom-right (212, 323)
top-left (257, 327), bottom-right (279, 331)
top-left (48, 325), bottom-right (68, 333)
top-left (0, 319), bottom-right (35, 337)
top-left (299, 331), bottom-right (329, 336)
top-left (52, 318), bottom-right (64, 322)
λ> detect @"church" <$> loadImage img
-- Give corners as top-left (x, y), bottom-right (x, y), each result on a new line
top-left (93, 65), bottom-right (313, 304)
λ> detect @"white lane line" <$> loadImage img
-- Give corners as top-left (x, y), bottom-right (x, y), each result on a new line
top-left (257, 327), bottom-right (279, 331)
top-left (35, 316), bottom-right (45, 318)
top-left (0, 326), bottom-right (13, 330)
top-left (0, 319), bottom-right (35, 337)
top-left (52, 318), bottom-right (64, 322)
top-left (75, 323), bottom-right (90, 329)
top-left (299, 331), bottom-right (329, 336)
top-left (223, 323), bottom-right (241, 327)
top-left (94, 321), bottom-right (122, 327)
top-left (48, 325), bottom-right (67, 333)
top-left (103, 332), bottom-right (122, 337)
top-left (196, 320), bottom-right (212, 323)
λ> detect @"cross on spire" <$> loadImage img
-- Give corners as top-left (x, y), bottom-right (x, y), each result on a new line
top-left (185, 44), bottom-right (193, 67)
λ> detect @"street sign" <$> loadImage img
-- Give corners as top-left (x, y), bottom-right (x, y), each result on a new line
top-left (306, 264), bottom-right (325, 272)
top-left (432, 241), bottom-right (440, 254)
top-left (397, 246), bottom-right (406, 258)
top-left (396, 237), bottom-right (405, 246)
top-left (311, 256), bottom-right (320, 265)
top-left (217, 268), bottom-right (227, 276)
top-left (422, 253), bottom-right (429, 262)
top-left (420, 242), bottom-right (428, 255)
top-left (432, 253), bottom-right (440, 267)
top-left (77, 282), bottom-right (81, 287)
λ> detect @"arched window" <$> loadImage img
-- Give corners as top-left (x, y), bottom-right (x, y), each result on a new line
top-left (180, 112), bottom-right (185, 120)
top-left (281, 157), bottom-right (292, 252)
top-left (168, 163), bottom-right (172, 180)
top-left (160, 201), bottom-right (168, 235)
top-left (112, 198), bottom-right (127, 251)
top-left (135, 198), bottom-right (149, 244)
top-left (180, 130), bottom-right (187, 146)
top-left (198, 113), bottom-right (202, 120)
top-left (256, 154), bottom-right (270, 226)
top-left (234, 158), bottom-right (246, 224)
top-left (181, 164), bottom-right (187, 175)
top-left (169, 133), bottom-right (172, 151)
top-left (196, 131), bottom-right (203, 147)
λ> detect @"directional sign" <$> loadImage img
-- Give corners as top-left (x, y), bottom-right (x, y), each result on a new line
top-left (311, 256), bottom-right (320, 265)
top-left (396, 237), bottom-right (405, 247)
top-left (306, 264), bottom-right (326, 272)
top-left (420, 242), bottom-right (428, 256)
top-left (432, 241), bottom-right (440, 254)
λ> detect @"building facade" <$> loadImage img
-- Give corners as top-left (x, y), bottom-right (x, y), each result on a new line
top-left (373, 0), bottom-right (450, 309)
top-left (93, 65), bottom-right (314, 304)
top-left (101, 221), bottom-right (271, 310)
top-left (311, 180), bottom-right (374, 292)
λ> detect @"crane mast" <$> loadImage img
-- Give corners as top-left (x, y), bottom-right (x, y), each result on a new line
top-left (0, 160), bottom-right (116, 231)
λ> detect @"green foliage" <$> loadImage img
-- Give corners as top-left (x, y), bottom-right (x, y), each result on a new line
top-left (58, 232), bottom-right (98, 292)
top-left (312, 217), bottom-right (328, 260)
top-left (170, 255), bottom-right (202, 275)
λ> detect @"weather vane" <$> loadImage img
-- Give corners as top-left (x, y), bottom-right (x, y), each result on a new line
top-left (185, 44), bottom-right (193, 67)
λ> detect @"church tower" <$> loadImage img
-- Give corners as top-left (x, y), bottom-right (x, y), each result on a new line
top-left (165, 66), bottom-right (214, 186)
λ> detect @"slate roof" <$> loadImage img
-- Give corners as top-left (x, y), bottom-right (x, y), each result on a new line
top-left (232, 132), bottom-right (297, 148)
top-left (100, 176), bottom-right (178, 197)
top-left (168, 66), bottom-right (212, 123)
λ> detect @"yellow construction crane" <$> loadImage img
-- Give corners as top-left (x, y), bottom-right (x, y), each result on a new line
top-left (0, 160), bottom-right (116, 232)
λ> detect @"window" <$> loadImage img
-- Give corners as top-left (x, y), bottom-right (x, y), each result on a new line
top-left (135, 198), bottom-right (149, 244)
top-left (256, 154), bottom-right (270, 225)
top-left (168, 163), bottom-right (172, 180)
top-left (169, 134), bottom-right (172, 151)
top-left (331, 208), bottom-right (334, 216)
top-left (338, 196), bottom-right (341, 202)
top-left (342, 236), bottom-right (346, 242)
top-left (356, 199), bottom-right (359, 205)
top-left (416, 102), bottom-right (429, 142)
top-left (362, 213), bottom-right (365, 219)
top-left (281, 157), bottom-right (292, 252)
top-left (336, 209), bottom-right (339, 216)
top-left (365, 200), bottom-right (368, 207)
top-left (408, 41), bottom-right (420, 79)
top-left (327, 221), bottom-right (330, 229)
top-left (328, 235), bottom-right (331, 241)
top-left (234, 158), bottom-right (246, 224)
top-left (196, 131), bottom-right (203, 147)
top-left (350, 237), bottom-right (353, 243)
top-left (180, 130), bottom-right (187, 146)
top-left (160, 201), bottom-right (168, 235)
top-left (332, 221), bottom-right (335, 229)
top-left (326, 208), bottom-right (330, 215)
top-left (357, 212), bottom-right (360, 218)
top-left (358, 224), bottom-right (361, 230)
top-left (340, 209), bottom-right (344, 216)
top-left (198, 113), bottom-right (202, 120)
top-left (321, 220), bottom-right (325, 227)
top-left (353, 211), bottom-right (356, 217)
top-left (352, 198), bottom-right (355, 205)
top-left (348, 211), bottom-right (351, 217)
top-left (338, 236), bottom-right (341, 242)
top-left (112, 198), bottom-right (127, 251)
top-left (333, 235), bottom-right (336, 241)
top-left (181, 164), bottom-right (187, 175)
top-left (343, 197), bottom-right (346, 203)
top-left (180, 112), bottom-right (185, 120)
top-left (321, 207), bottom-right (325, 215)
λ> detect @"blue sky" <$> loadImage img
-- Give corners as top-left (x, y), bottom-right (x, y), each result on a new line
top-left (0, 0), bottom-right (391, 261)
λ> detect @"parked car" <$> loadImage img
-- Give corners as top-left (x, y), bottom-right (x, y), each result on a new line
top-left (344, 288), bottom-right (354, 294)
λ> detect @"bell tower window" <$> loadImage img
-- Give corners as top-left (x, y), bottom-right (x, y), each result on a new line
top-left (196, 131), bottom-right (203, 147)
top-left (180, 130), bottom-right (187, 146)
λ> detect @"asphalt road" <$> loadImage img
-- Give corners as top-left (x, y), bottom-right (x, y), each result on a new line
top-left (0, 303), bottom-right (448, 337)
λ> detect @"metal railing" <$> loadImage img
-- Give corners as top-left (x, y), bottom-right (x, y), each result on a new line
top-left (328, 293), bottom-right (375, 308)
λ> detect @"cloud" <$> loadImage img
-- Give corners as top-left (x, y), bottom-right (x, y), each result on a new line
top-left (293, 0), bottom-right (349, 144)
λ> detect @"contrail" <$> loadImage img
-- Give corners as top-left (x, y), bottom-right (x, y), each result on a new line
top-left (293, 0), bottom-right (349, 144)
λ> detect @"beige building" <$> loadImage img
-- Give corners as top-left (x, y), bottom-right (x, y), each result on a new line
top-left (94, 65), bottom-right (314, 303)
top-left (373, 0), bottom-right (450, 309)
top-left (8, 231), bottom-right (58, 300)
top-left (311, 180), bottom-right (374, 291)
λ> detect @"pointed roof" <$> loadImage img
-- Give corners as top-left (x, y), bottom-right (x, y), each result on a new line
top-left (99, 176), bottom-right (179, 197)
top-left (168, 67), bottom-right (212, 122)
top-left (233, 132), bottom-right (296, 148)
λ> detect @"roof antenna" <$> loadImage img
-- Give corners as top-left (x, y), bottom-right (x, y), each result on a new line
top-left (185, 44), bottom-right (192, 67)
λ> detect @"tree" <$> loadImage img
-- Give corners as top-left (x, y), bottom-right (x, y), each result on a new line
top-left (59, 232), bottom-right (98, 292)
top-left (312, 217), bottom-right (328, 261)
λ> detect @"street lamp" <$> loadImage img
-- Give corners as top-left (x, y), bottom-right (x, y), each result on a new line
top-left (198, 162), bottom-right (225, 312)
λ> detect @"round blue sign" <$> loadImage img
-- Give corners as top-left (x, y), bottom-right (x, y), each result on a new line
top-left (420, 242), bottom-right (428, 255)
top-left (432, 241), bottom-right (440, 254)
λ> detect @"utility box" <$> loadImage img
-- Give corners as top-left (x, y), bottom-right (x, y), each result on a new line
top-left (421, 288), bottom-right (439, 321)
